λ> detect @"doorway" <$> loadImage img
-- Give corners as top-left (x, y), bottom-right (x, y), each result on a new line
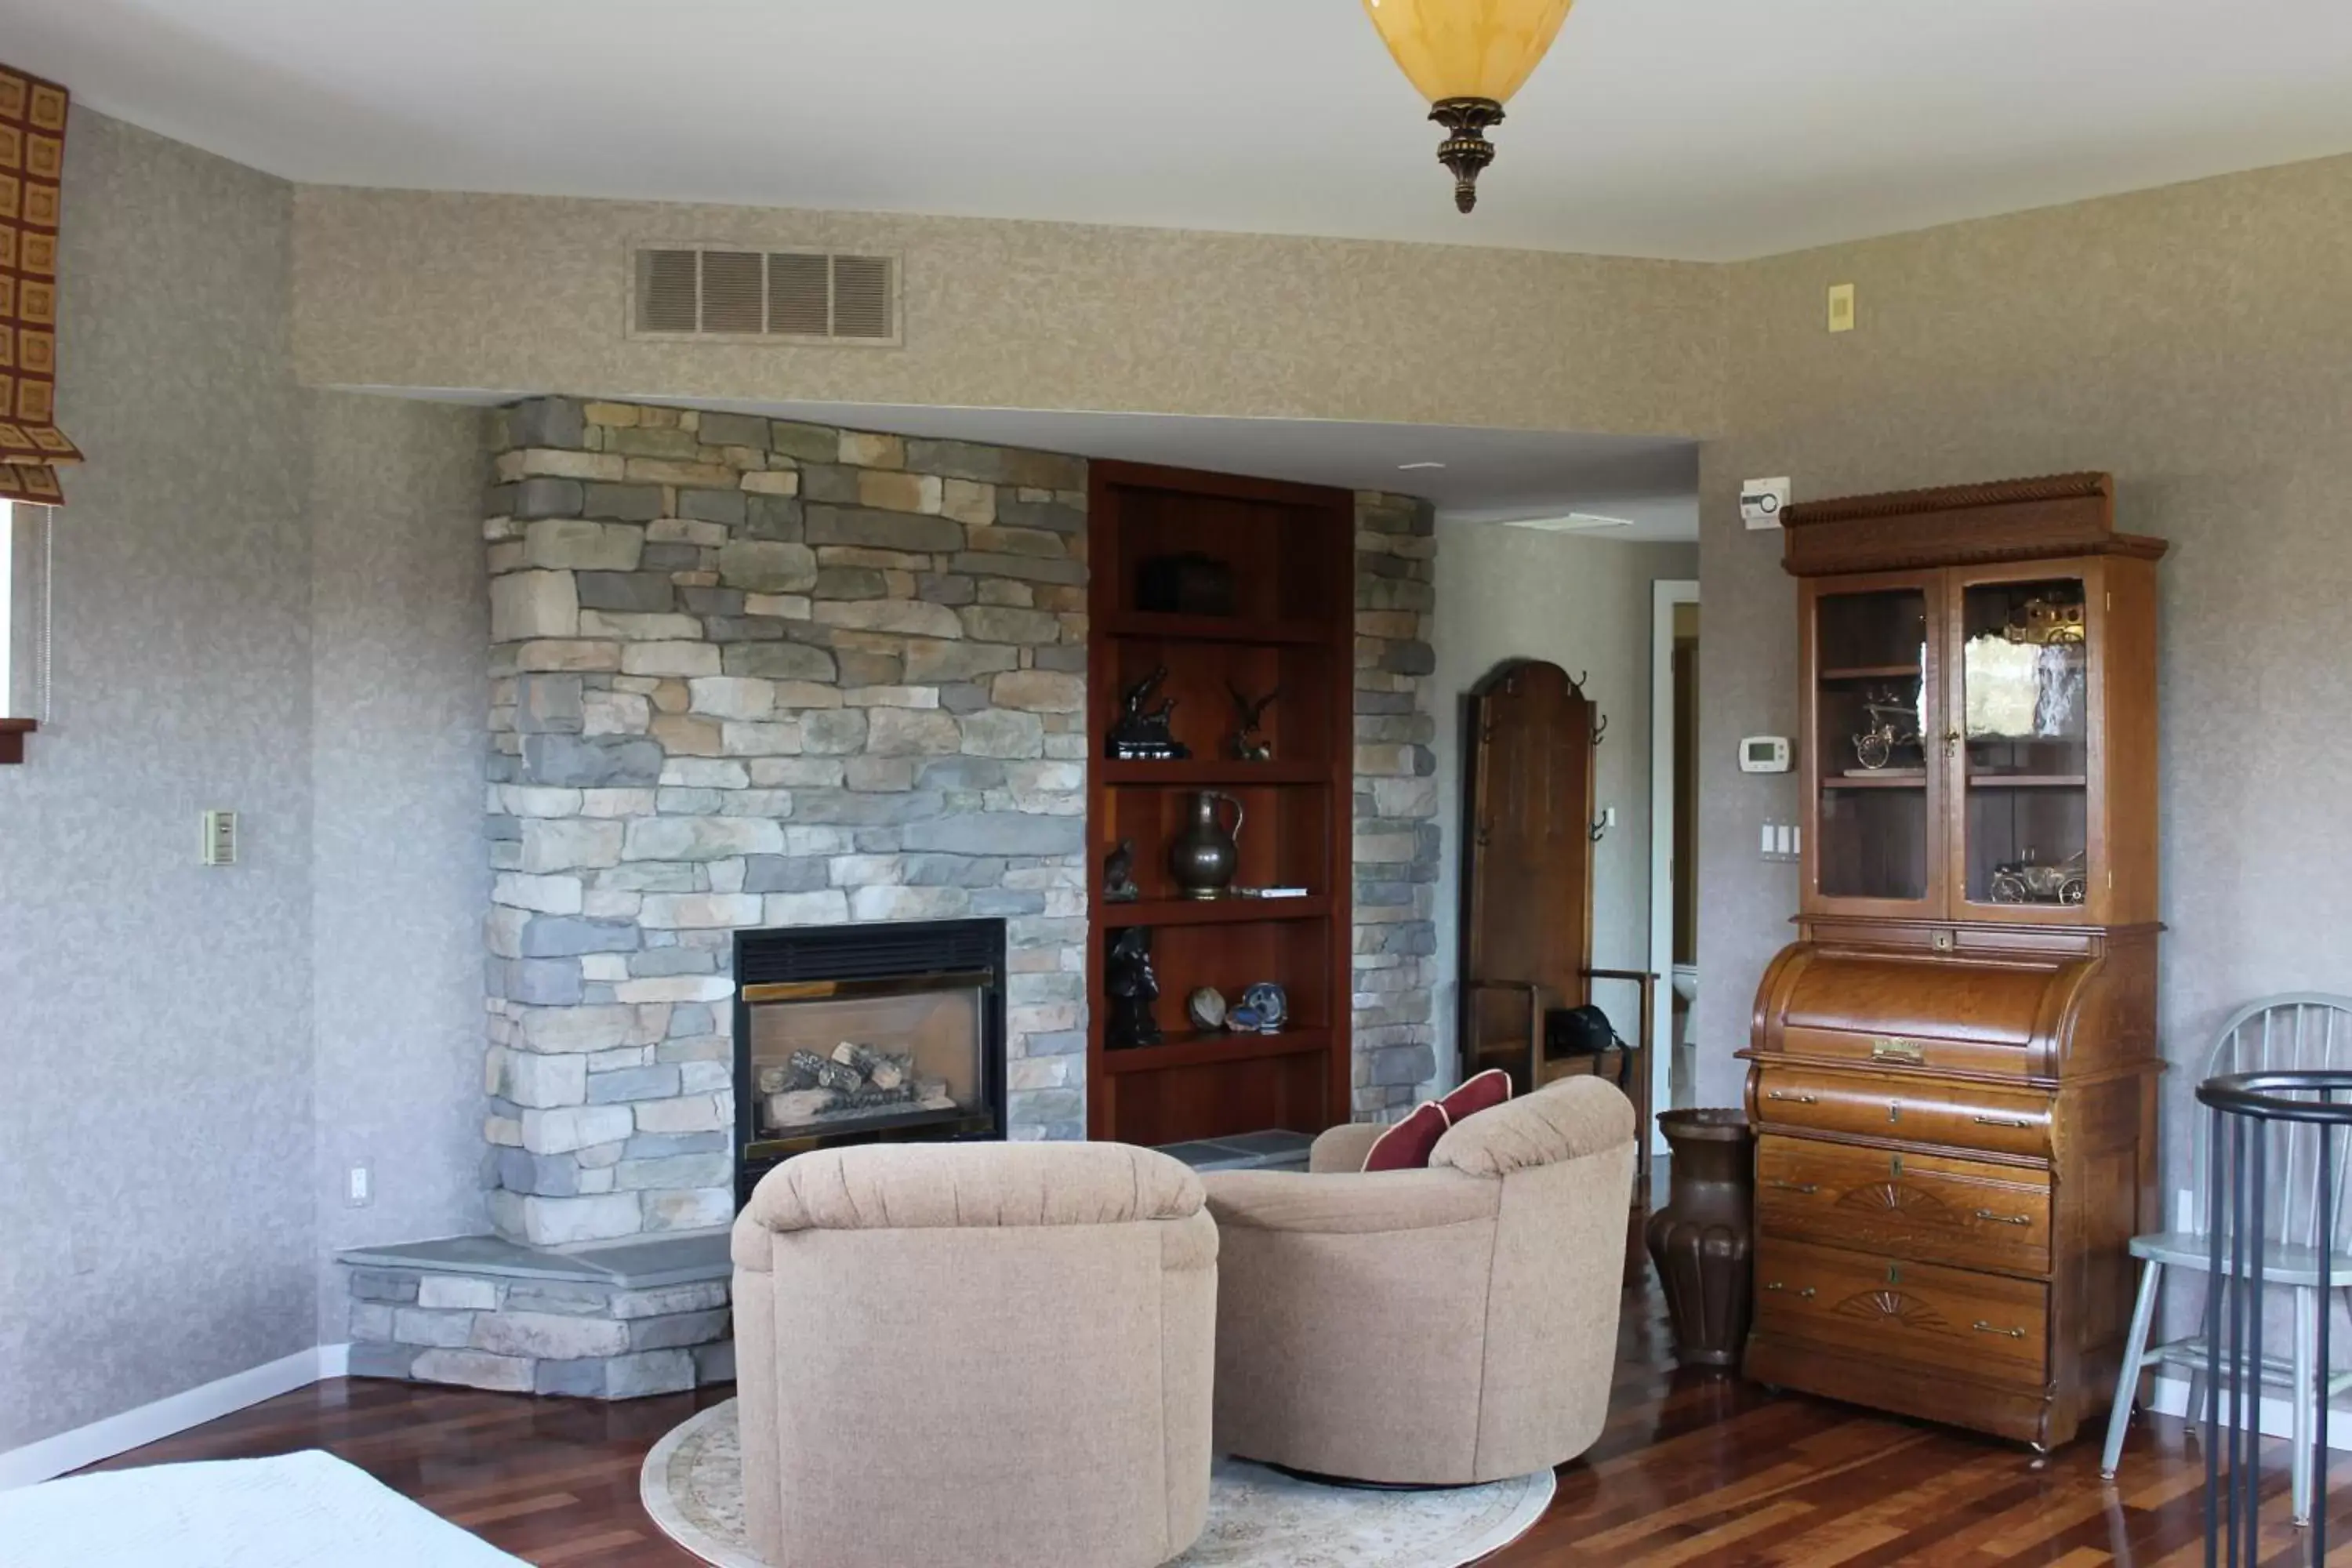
top-left (1648, 579), bottom-right (1699, 1152)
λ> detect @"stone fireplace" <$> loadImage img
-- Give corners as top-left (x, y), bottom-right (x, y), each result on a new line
top-left (479, 398), bottom-right (1091, 1250)
top-left (338, 395), bottom-right (1443, 1399)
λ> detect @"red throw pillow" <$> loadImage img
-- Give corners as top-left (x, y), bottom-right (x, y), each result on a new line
top-left (1439, 1068), bottom-right (1513, 1127)
top-left (1360, 1101), bottom-right (1450, 1172)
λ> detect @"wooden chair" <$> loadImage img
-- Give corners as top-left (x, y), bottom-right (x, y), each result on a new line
top-left (2100, 994), bottom-right (2352, 1524)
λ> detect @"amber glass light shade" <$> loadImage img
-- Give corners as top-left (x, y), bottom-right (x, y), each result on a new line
top-left (1360, 0), bottom-right (1576, 107)
top-left (1360, 0), bottom-right (1576, 212)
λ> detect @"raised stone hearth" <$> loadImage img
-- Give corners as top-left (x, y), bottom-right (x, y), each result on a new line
top-left (341, 1232), bottom-right (734, 1397)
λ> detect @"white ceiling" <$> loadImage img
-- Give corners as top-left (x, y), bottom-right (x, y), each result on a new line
top-left (12, 0), bottom-right (2352, 260)
top-left (390, 391), bottom-right (1703, 537)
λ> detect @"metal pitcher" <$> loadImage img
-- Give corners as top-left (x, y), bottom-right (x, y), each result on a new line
top-left (1168, 790), bottom-right (1244, 899)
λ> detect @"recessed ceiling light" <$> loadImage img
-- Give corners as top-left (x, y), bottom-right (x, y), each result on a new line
top-left (1501, 513), bottom-right (1636, 533)
top-left (1396, 461), bottom-right (1447, 471)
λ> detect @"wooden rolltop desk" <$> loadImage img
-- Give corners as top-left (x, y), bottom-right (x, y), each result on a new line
top-left (1740, 474), bottom-right (2165, 1450)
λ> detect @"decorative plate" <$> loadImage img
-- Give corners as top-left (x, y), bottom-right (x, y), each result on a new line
top-left (1240, 982), bottom-right (1287, 1033)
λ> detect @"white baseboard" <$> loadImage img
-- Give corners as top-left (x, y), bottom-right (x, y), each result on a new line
top-left (2149, 1373), bottom-right (2352, 1451)
top-left (0, 1343), bottom-right (350, 1491)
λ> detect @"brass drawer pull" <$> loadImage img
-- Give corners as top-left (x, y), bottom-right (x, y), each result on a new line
top-left (1766, 1180), bottom-right (1820, 1195)
top-left (1973, 1209), bottom-right (2034, 1227)
top-left (1972, 1320), bottom-right (2028, 1340)
top-left (1871, 1037), bottom-right (1926, 1062)
top-left (1766, 1091), bottom-right (1818, 1105)
top-left (1973, 1115), bottom-right (2033, 1129)
top-left (1761, 1282), bottom-right (1818, 1300)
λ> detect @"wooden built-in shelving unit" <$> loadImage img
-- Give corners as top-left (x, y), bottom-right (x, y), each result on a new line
top-left (1084, 460), bottom-right (1355, 1146)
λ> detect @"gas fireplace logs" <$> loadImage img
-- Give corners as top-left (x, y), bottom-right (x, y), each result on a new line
top-left (757, 1042), bottom-right (953, 1131)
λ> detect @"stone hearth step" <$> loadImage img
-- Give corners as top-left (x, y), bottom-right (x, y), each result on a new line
top-left (1154, 1128), bottom-right (1314, 1173)
top-left (338, 1230), bottom-right (734, 1400)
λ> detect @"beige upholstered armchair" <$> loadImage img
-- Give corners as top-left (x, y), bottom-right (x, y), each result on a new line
top-left (1201, 1076), bottom-right (1636, 1486)
top-left (731, 1142), bottom-right (1218, 1568)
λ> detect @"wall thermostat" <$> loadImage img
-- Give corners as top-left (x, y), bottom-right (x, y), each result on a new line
top-left (1740, 477), bottom-right (1791, 530)
top-left (1739, 736), bottom-right (1792, 773)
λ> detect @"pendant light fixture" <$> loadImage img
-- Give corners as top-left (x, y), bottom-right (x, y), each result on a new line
top-left (1360, 0), bottom-right (1577, 212)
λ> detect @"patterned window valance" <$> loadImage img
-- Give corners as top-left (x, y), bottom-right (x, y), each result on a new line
top-left (0, 64), bottom-right (77, 507)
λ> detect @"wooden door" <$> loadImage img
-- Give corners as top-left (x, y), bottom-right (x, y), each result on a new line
top-left (1459, 660), bottom-right (1595, 1092)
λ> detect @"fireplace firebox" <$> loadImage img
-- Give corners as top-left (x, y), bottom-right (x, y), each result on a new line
top-left (733, 919), bottom-right (1007, 1205)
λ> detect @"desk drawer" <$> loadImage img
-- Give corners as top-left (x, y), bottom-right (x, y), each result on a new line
top-left (1753, 1237), bottom-right (2049, 1386)
top-left (1751, 1064), bottom-right (2052, 1159)
top-left (1755, 1134), bottom-right (2051, 1276)
top-left (1779, 1024), bottom-right (2032, 1078)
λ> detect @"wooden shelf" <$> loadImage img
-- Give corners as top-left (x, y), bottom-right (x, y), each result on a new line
top-left (0, 719), bottom-right (34, 766)
top-left (1104, 612), bottom-right (1324, 646)
top-left (1087, 459), bottom-right (1355, 1145)
top-left (1825, 771), bottom-right (2089, 791)
top-left (1103, 1028), bottom-right (1332, 1076)
top-left (1101, 758), bottom-right (1327, 786)
top-left (1102, 895), bottom-right (1330, 927)
top-left (1820, 664), bottom-right (1924, 681)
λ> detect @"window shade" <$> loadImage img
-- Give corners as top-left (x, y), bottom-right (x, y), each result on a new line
top-left (0, 65), bottom-right (78, 507)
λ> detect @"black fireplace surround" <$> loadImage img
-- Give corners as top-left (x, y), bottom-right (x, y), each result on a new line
top-left (732, 918), bottom-right (1008, 1206)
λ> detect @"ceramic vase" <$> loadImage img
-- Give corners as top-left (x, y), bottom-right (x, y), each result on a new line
top-left (1643, 1108), bottom-right (1756, 1369)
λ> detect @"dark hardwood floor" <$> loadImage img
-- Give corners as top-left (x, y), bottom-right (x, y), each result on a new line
top-left (89, 1281), bottom-right (2323, 1565)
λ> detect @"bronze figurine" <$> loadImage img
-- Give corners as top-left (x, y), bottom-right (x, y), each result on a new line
top-left (1105, 926), bottom-right (1162, 1048)
top-left (1226, 681), bottom-right (1279, 762)
top-left (1107, 666), bottom-right (1189, 761)
top-left (1103, 838), bottom-right (1140, 904)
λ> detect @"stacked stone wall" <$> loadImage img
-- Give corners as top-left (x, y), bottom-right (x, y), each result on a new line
top-left (481, 398), bottom-right (1091, 1245)
top-left (1349, 492), bottom-right (1443, 1116)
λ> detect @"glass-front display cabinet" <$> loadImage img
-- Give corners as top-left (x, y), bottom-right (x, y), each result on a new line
top-left (1748, 473), bottom-right (2166, 1452)
top-left (1797, 510), bottom-right (2161, 930)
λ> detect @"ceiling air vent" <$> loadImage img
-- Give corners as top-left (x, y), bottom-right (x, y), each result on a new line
top-left (630, 244), bottom-right (901, 346)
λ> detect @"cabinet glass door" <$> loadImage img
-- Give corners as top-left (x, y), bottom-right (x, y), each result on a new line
top-left (1951, 569), bottom-right (2092, 916)
top-left (1809, 579), bottom-right (1938, 908)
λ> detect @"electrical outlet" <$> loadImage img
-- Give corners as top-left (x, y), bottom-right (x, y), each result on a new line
top-left (2176, 1188), bottom-right (2196, 1232)
top-left (1828, 282), bottom-right (1856, 332)
top-left (347, 1163), bottom-right (372, 1208)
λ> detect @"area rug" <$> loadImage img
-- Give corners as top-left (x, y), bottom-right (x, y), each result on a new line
top-left (641, 1400), bottom-right (1554, 1568)
top-left (0, 1448), bottom-right (526, 1567)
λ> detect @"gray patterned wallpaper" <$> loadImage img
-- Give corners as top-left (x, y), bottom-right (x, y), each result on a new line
top-left (307, 391), bottom-right (491, 1341)
top-left (0, 111), bottom-right (315, 1452)
top-left (1, 118), bottom-right (495, 1454)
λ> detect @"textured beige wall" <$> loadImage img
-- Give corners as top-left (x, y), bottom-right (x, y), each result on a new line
top-left (1428, 526), bottom-right (1698, 1082)
top-left (1690, 152), bottom-right (2352, 1219)
top-left (290, 187), bottom-right (1724, 437)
